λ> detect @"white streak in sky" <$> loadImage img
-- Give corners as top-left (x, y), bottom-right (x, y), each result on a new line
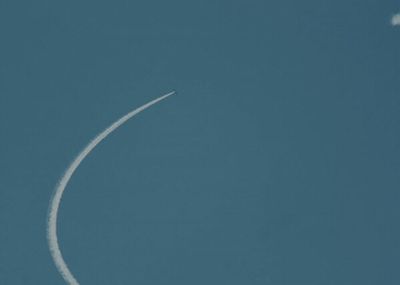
top-left (391, 13), bottom-right (400, 26)
top-left (47, 91), bottom-right (175, 285)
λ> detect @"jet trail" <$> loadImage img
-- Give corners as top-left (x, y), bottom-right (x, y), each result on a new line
top-left (47, 91), bottom-right (175, 285)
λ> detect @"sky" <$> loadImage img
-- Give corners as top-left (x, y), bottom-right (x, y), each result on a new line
top-left (1, 0), bottom-right (400, 284)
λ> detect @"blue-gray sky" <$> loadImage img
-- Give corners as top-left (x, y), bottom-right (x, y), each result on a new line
top-left (1, 1), bottom-right (399, 284)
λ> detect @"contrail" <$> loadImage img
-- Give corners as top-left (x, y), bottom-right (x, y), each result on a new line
top-left (47, 91), bottom-right (175, 285)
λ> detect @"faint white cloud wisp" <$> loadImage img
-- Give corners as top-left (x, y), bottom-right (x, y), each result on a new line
top-left (391, 13), bottom-right (400, 26)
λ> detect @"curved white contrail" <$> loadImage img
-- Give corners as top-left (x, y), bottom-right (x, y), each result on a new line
top-left (47, 91), bottom-right (175, 285)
